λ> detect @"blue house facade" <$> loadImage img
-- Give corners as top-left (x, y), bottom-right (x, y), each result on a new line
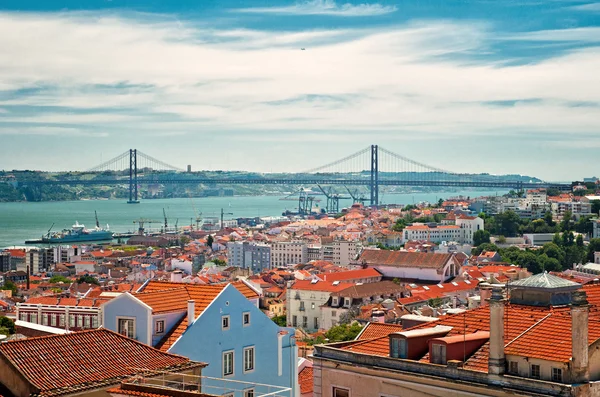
top-left (169, 284), bottom-right (298, 397)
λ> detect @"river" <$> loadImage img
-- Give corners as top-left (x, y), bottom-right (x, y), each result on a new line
top-left (0, 190), bottom-right (506, 248)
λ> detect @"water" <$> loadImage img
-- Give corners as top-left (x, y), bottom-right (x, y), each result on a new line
top-left (0, 190), bottom-right (506, 248)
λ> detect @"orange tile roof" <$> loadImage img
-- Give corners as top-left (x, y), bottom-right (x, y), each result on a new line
top-left (357, 322), bottom-right (403, 340)
top-left (290, 280), bottom-right (349, 293)
top-left (320, 268), bottom-right (382, 282)
top-left (360, 250), bottom-right (454, 270)
top-left (134, 288), bottom-right (190, 314)
top-left (25, 296), bottom-right (60, 305)
top-left (298, 366), bottom-right (314, 395)
top-left (0, 329), bottom-right (204, 397)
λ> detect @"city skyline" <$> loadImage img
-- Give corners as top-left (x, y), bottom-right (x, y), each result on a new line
top-left (1, 0), bottom-right (599, 180)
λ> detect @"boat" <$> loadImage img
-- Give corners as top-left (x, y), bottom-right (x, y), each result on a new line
top-left (31, 212), bottom-right (114, 244)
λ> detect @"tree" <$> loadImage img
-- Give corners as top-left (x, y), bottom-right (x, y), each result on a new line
top-left (495, 210), bottom-right (521, 237)
top-left (473, 230), bottom-right (491, 247)
top-left (471, 243), bottom-right (499, 256)
top-left (560, 211), bottom-right (573, 232)
top-left (213, 258), bottom-right (226, 266)
top-left (592, 200), bottom-right (600, 215)
top-left (428, 297), bottom-right (444, 308)
top-left (574, 216), bottom-right (594, 236)
top-left (339, 306), bottom-right (361, 325)
top-left (1, 280), bottom-right (17, 296)
top-left (587, 238), bottom-right (600, 262)
top-left (206, 235), bottom-right (214, 248)
top-left (324, 323), bottom-right (363, 342)
top-left (437, 198), bottom-right (444, 208)
top-left (0, 316), bottom-right (15, 335)
top-left (77, 275), bottom-right (99, 285)
top-left (544, 211), bottom-right (555, 227)
top-left (49, 275), bottom-right (71, 284)
top-left (515, 251), bottom-right (542, 274)
top-left (272, 315), bottom-right (287, 327)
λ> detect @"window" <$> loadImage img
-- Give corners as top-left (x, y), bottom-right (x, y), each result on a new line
top-left (552, 367), bottom-right (563, 382)
top-left (50, 315), bottom-right (56, 327)
top-left (31, 313), bottom-right (38, 324)
top-left (292, 315), bottom-right (297, 327)
top-left (84, 316), bottom-right (90, 329)
top-left (431, 343), bottom-right (447, 365)
top-left (302, 316), bottom-right (308, 328)
top-left (118, 318), bottom-right (135, 338)
top-left (333, 387), bottom-right (350, 397)
top-left (222, 315), bottom-right (230, 330)
top-left (530, 364), bottom-right (541, 379)
top-left (243, 312), bottom-right (250, 326)
top-left (59, 314), bottom-right (65, 327)
top-left (299, 301), bottom-right (305, 311)
top-left (223, 351), bottom-right (234, 376)
top-left (92, 316), bottom-right (98, 328)
top-left (311, 302), bottom-right (315, 310)
top-left (155, 320), bottom-right (165, 334)
top-left (509, 361), bottom-right (519, 375)
top-left (244, 346), bottom-right (255, 372)
top-left (42, 314), bottom-right (48, 326)
top-left (332, 310), bottom-right (337, 317)
top-left (19, 312), bottom-right (26, 321)
top-left (332, 297), bottom-right (338, 306)
top-left (244, 389), bottom-right (254, 397)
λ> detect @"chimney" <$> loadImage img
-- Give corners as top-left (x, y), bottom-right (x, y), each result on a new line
top-left (171, 270), bottom-right (183, 283)
top-left (571, 290), bottom-right (589, 384)
top-left (188, 300), bottom-right (195, 326)
top-left (488, 287), bottom-right (505, 375)
top-left (479, 285), bottom-right (492, 307)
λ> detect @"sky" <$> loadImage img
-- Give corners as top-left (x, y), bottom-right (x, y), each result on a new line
top-left (0, 0), bottom-right (599, 181)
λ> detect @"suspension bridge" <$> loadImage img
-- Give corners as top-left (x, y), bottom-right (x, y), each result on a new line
top-left (14, 145), bottom-right (570, 205)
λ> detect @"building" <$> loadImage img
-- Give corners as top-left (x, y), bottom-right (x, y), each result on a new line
top-left (0, 328), bottom-right (205, 397)
top-left (287, 279), bottom-right (349, 332)
top-left (227, 241), bottom-right (271, 271)
top-left (551, 201), bottom-right (592, 217)
top-left (402, 216), bottom-right (484, 245)
top-left (271, 241), bottom-right (308, 267)
top-left (318, 268), bottom-right (383, 284)
top-left (360, 250), bottom-right (461, 283)
top-left (330, 240), bottom-right (361, 266)
top-left (167, 284), bottom-right (298, 397)
top-left (0, 252), bottom-right (10, 273)
top-left (16, 296), bottom-right (106, 331)
top-left (102, 280), bottom-right (259, 347)
top-left (311, 273), bottom-right (600, 397)
top-left (320, 281), bottom-right (406, 329)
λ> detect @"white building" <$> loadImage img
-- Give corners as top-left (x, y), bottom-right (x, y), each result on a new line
top-left (270, 241), bottom-right (307, 267)
top-left (403, 216), bottom-right (484, 245)
top-left (286, 279), bottom-right (347, 332)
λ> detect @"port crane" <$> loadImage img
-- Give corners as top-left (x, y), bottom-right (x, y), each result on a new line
top-left (344, 186), bottom-right (367, 206)
top-left (133, 218), bottom-right (160, 235)
top-left (187, 191), bottom-right (203, 230)
top-left (317, 185), bottom-right (350, 214)
top-left (162, 208), bottom-right (169, 233)
top-left (221, 208), bottom-right (233, 231)
top-left (279, 188), bottom-right (322, 216)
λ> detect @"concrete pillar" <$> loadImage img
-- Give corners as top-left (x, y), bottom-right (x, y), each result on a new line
top-left (488, 287), bottom-right (505, 375)
top-left (571, 290), bottom-right (589, 384)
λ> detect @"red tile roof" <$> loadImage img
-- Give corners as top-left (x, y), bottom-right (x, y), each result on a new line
top-left (298, 366), bottom-right (314, 395)
top-left (290, 280), bottom-right (349, 293)
top-left (357, 322), bottom-right (403, 340)
top-left (360, 250), bottom-right (454, 270)
top-left (0, 329), bottom-right (205, 397)
top-left (320, 268), bottom-right (382, 283)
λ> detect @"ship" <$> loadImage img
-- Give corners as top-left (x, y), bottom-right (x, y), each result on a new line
top-left (26, 212), bottom-right (114, 244)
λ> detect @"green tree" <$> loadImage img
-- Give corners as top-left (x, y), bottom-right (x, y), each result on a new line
top-left (272, 315), bottom-right (287, 327)
top-left (76, 275), bottom-right (99, 285)
top-left (591, 200), bottom-right (600, 215)
top-left (542, 243), bottom-right (565, 264)
top-left (428, 297), bottom-right (444, 308)
top-left (495, 210), bottom-right (521, 237)
top-left (515, 251), bottom-right (542, 273)
top-left (213, 258), bottom-right (226, 266)
top-left (437, 198), bottom-right (444, 208)
top-left (206, 235), bottom-right (214, 248)
top-left (324, 323), bottom-right (363, 342)
top-left (560, 211), bottom-right (573, 232)
top-left (1, 280), bottom-right (17, 296)
top-left (0, 316), bottom-right (15, 334)
top-left (587, 238), bottom-right (600, 262)
top-left (49, 275), bottom-right (71, 284)
top-left (574, 216), bottom-right (594, 236)
top-left (471, 243), bottom-right (499, 256)
top-left (544, 211), bottom-right (555, 227)
top-left (473, 230), bottom-right (491, 247)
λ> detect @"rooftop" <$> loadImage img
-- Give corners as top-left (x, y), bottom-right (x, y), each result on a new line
top-left (360, 250), bottom-right (454, 270)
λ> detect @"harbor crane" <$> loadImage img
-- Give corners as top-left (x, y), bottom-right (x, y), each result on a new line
top-left (317, 184), bottom-right (350, 214)
top-left (221, 208), bottom-right (233, 231)
top-left (344, 185), bottom-right (367, 206)
top-left (162, 208), bottom-right (169, 233)
top-left (133, 218), bottom-right (160, 235)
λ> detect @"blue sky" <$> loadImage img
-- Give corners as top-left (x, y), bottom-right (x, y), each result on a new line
top-left (0, 0), bottom-right (599, 180)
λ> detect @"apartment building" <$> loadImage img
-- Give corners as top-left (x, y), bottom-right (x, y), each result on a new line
top-left (287, 280), bottom-right (348, 332)
top-left (551, 201), bottom-right (592, 217)
top-left (16, 296), bottom-right (106, 330)
top-left (270, 241), bottom-right (307, 267)
top-left (0, 252), bottom-right (10, 273)
top-left (227, 241), bottom-right (271, 271)
top-left (403, 216), bottom-right (484, 245)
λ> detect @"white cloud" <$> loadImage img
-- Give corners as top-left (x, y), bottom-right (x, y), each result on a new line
top-left (0, 11), bottom-right (599, 150)
top-left (0, 126), bottom-right (107, 137)
top-left (507, 27), bottom-right (600, 42)
top-left (570, 2), bottom-right (600, 12)
top-left (233, 0), bottom-right (397, 17)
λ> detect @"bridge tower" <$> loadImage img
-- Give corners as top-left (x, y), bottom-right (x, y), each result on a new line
top-left (128, 149), bottom-right (139, 204)
top-left (370, 144), bottom-right (379, 206)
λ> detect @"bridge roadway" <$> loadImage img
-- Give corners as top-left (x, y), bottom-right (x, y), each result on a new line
top-left (16, 177), bottom-right (571, 190)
